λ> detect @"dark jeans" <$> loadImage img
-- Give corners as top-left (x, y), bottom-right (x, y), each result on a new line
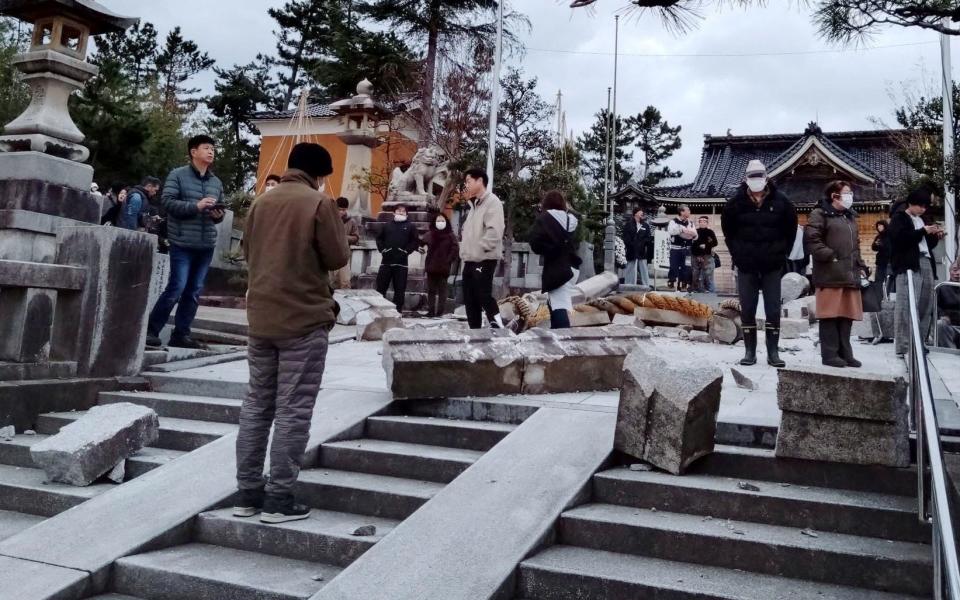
top-left (237, 326), bottom-right (330, 496)
top-left (426, 273), bottom-right (449, 316)
top-left (376, 264), bottom-right (408, 310)
top-left (148, 244), bottom-right (214, 339)
top-left (668, 248), bottom-right (690, 286)
top-left (737, 269), bottom-right (782, 328)
top-left (463, 260), bottom-right (500, 329)
top-left (875, 262), bottom-right (889, 296)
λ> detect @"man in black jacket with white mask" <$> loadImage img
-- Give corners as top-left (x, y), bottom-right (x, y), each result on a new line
top-left (721, 160), bottom-right (798, 367)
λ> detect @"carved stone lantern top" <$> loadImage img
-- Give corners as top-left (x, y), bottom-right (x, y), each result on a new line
top-left (0, 0), bottom-right (135, 58)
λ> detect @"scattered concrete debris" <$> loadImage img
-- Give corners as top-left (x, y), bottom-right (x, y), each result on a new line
top-left (628, 463), bottom-right (653, 472)
top-left (0, 425), bottom-right (14, 440)
top-left (107, 460), bottom-right (125, 484)
top-left (351, 525), bottom-right (377, 537)
top-left (800, 529), bottom-right (819, 538)
top-left (737, 481), bottom-right (760, 492)
top-left (730, 368), bottom-right (757, 391)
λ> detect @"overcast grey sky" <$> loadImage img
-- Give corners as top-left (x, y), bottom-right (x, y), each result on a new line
top-left (100, 0), bottom-right (949, 183)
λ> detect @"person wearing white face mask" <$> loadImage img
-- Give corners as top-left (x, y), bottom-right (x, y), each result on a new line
top-left (721, 159), bottom-right (798, 367)
top-left (804, 180), bottom-right (866, 367)
top-left (375, 205), bottom-right (421, 310)
top-left (420, 212), bottom-right (460, 317)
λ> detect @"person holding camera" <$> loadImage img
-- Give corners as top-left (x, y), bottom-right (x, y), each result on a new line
top-left (146, 135), bottom-right (225, 349)
top-left (889, 185), bottom-right (945, 356)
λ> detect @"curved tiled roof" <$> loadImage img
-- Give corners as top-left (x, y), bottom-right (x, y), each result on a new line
top-left (253, 104), bottom-right (337, 121)
top-left (654, 126), bottom-right (915, 200)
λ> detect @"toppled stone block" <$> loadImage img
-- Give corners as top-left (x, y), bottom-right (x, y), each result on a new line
top-left (518, 326), bottom-right (650, 395)
top-left (781, 273), bottom-right (810, 304)
top-left (30, 403), bottom-right (159, 486)
top-left (614, 346), bottom-right (723, 474)
top-left (383, 329), bottom-right (523, 399)
top-left (778, 365), bottom-right (908, 422)
top-left (781, 299), bottom-right (810, 322)
top-left (776, 411), bottom-right (909, 468)
top-left (0, 425), bottom-right (14, 439)
top-left (775, 366), bottom-right (909, 467)
top-left (688, 331), bottom-right (713, 344)
top-left (780, 318), bottom-right (810, 339)
top-left (612, 313), bottom-right (638, 326)
top-left (335, 290), bottom-right (407, 341)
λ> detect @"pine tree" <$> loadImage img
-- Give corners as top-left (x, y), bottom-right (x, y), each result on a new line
top-left (576, 109), bottom-right (635, 201)
top-left (0, 17), bottom-right (29, 128)
top-left (208, 64), bottom-right (272, 193)
top-left (268, 0), bottom-right (336, 108)
top-left (624, 106), bottom-right (682, 187)
top-left (155, 26), bottom-right (215, 113)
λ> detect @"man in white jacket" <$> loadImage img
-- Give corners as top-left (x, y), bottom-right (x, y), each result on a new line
top-left (666, 205), bottom-right (698, 291)
top-left (459, 168), bottom-right (506, 329)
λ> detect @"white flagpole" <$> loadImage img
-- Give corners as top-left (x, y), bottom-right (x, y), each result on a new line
top-left (610, 14), bottom-right (619, 221)
top-left (486, 1), bottom-right (505, 190)
top-left (942, 26), bottom-right (957, 263)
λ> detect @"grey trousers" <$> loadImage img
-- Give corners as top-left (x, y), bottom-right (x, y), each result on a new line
top-left (894, 260), bottom-right (935, 356)
top-left (236, 325), bottom-right (330, 495)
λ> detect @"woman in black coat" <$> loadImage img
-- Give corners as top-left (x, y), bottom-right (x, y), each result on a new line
top-left (420, 212), bottom-right (460, 317)
top-left (528, 190), bottom-right (582, 329)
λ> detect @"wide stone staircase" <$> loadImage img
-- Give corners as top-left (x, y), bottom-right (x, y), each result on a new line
top-left (57, 382), bottom-right (522, 599)
top-left (515, 444), bottom-right (932, 600)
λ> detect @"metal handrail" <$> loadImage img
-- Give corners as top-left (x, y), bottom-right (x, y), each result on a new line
top-left (907, 271), bottom-right (960, 599)
top-left (934, 281), bottom-right (960, 347)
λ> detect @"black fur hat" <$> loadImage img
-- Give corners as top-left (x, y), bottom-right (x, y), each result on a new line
top-left (289, 143), bottom-right (333, 179)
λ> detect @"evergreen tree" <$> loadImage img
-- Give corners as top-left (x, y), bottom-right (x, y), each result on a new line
top-left (208, 64), bottom-right (272, 193)
top-left (155, 26), bottom-right (215, 113)
top-left (358, 0), bottom-right (526, 140)
top-left (268, 0), bottom-right (336, 108)
top-left (624, 106), bottom-right (682, 187)
top-left (576, 109), bottom-right (635, 200)
top-left (0, 17), bottom-right (28, 128)
top-left (93, 21), bottom-right (159, 91)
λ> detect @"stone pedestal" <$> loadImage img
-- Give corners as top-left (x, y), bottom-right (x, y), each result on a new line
top-left (383, 329), bottom-right (523, 399)
top-left (518, 326), bottom-right (651, 395)
top-left (775, 366), bottom-right (909, 467)
top-left (614, 346), bottom-right (723, 474)
top-left (55, 226), bottom-right (156, 377)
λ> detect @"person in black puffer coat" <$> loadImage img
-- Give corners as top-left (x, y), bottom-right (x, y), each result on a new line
top-left (528, 190), bottom-right (583, 329)
top-left (376, 205), bottom-right (421, 311)
top-left (721, 159), bottom-right (798, 367)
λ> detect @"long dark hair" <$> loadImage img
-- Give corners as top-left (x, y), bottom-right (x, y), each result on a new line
top-left (823, 180), bottom-right (852, 202)
top-left (541, 190), bottom-right (567, 212)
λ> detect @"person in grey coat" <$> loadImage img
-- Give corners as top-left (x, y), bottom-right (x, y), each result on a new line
top-left (146, 135), bottom-right (225, 349)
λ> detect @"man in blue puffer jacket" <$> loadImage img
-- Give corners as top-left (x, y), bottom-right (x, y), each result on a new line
top-left (146, 134), bottom-right (225, 348)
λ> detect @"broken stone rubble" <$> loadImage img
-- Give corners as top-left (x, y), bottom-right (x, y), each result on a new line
top-left (382, 326), bottom-right (651, 399)
top-left (780, 273), bottom-right (810, 304)
top-left (30, 403), bottom-right (159, 486)
top-left (335, 290), bottom-right (406, 341)
top-left (614, 346), bottom-right (723, 475)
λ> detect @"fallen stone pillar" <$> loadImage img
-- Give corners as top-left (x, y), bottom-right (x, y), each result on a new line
top-left (614, 346), bottom-right (723, 474)
top-left (383, 329), bottom-right (523, 399)
top-left (335, 289), bottom-right (406, 341)
top-left (518, 326), bottom-right (651, 395)
top-left (30, 403), bottom-right (159, 486)
top-left (775, 365), bottom-right (909, 467)
top-left (571, 271), bottom-right (618, 305)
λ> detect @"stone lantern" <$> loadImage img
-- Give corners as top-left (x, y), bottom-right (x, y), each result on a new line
top-left (329, 79), bottom-right (391, 216)
top-left (0, 0), bottom-right (135, 184)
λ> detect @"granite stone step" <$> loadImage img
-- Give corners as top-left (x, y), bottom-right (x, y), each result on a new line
top-left (402, 397), bottom-right (537, 425)
top-left (0, 463), bottom-right (111, 517)
top-left (143, 373), bottom-right (248, 400)
top-left (365, 415), bottom-right (516, 451)
top-left (294, 468), bottom-right (442, 521)
top-left (37, 411), bottom-right (236, 452)
top-left (0, 433), bottom-right (47, 467)
top-left (195, 507), bottom-right (398, 567)
top-left (559, 503), bottom-right (931, 596)
top-left (320, 438), bottom-right (482, 483)
top-left (87, 595), bottom-right (147, 600)
top-left (124, 447), bottom-right (187, 479)
top-left (689, 444), bottom-right (917, 496)
top-left (593, 467), bottom-right (928, 543)
top-left (112, 543), bottom-right (337, 600)
top-left (0, 508), bottom-right (43, 541)
top-left (99, 391), bottom-right (243, 424)
top-left (518, 545), bottom-right (927, 600)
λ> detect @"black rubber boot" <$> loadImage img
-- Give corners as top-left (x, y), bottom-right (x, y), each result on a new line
top-left (550, 309), bottom-right (571, 330)
top-left (740, 326), bottom-right (757, 366)
top-left (765, 325), bottom-right (786, 368)
top-left (837, 318), bottom-right (862, 368)
top-left (819, 319), bottom-right (846, 368)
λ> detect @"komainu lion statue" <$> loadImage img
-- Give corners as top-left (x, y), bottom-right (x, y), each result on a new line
top-left (388, 146), bottom-right (449, 200)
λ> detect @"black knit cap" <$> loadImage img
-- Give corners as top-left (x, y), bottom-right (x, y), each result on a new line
top-left (288, 143), bottom-right (333, 179)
